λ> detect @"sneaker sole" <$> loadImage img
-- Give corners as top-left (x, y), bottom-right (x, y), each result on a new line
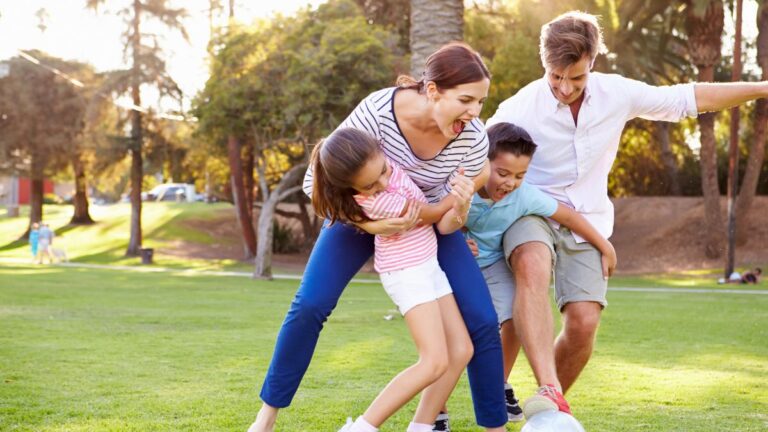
top-left (508, 412), bottom-right (524, 422)
top-left (522, 395), bottom-right (558, 419)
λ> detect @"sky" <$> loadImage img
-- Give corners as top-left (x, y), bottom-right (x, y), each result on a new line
top-left (0, 0), bottom-right (327, 109)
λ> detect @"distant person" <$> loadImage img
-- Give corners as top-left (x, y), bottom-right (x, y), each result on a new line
top-left (36, 223), bottom-right (54, 264)
top-left (719, 268), bottom-right (762, 284)
top-left (310, 127), bottom-right (473, 432)
top-left (29, 223), bottom-right (40, 263)
top-left (741, 268), bottom-right (762, 284)
top-left (485, 9), bottom-right (768, 418)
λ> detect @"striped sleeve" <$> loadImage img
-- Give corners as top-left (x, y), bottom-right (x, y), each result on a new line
top-left (459, 119), bottom-right (489, 178)
top-left (356, 192), bottom-right (408, 220)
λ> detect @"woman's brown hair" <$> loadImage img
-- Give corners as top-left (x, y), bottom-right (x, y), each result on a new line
top-left (396, 42), bottom-right (490, 93)
top-left (311, 128), bottom-right (381, 225)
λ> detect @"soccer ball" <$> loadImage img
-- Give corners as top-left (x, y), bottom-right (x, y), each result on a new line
top-left (520, 410), bottom-right (586, 432)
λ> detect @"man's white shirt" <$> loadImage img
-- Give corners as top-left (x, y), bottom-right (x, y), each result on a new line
top-left (487, 72), bottom-right (698, 242)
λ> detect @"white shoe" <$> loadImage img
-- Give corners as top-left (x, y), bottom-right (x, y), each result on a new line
top-left (338, 417), bottom-right (355, 432)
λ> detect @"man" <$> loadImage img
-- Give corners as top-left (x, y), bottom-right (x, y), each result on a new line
top-left (486, 10), bottom-right (768, 418)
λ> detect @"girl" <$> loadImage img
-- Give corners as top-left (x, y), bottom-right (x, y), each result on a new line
top-left (251, 42), bottom-right (507, 432)
top-left (312, 127), bottom-right (472, 432)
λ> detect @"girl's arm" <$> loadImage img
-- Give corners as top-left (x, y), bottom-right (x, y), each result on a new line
top-left (550, 204), bottom-right (618, 278)
top-left (357, 161), bottom-right (489, 234)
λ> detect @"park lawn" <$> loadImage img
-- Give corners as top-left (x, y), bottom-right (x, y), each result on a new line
top-left (0, 203), bottom-right (252, 272)
top-left (0, 265), bottom-right (766, 431)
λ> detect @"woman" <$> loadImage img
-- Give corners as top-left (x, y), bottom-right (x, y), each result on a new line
top-left (249, 42), bottom-right (507, 432)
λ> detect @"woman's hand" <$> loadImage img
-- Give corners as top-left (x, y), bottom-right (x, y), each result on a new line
top-left (600, 241), bottom-right (618, 279)
top-left (356, 200), bottom-right (422, 236)
top-left (450, 168), bottom-right (474, 220)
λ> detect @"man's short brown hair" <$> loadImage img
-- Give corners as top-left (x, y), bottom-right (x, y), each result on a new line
top-left (540, 11), bottom-right (607, 70)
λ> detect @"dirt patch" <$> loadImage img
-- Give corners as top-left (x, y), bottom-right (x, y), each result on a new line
top-left (161, 198), bottom-right (768, 275)
top-left (611, 196), bottom-right (768, 274)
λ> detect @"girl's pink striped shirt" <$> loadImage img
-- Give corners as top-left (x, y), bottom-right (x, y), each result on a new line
top-left (354, 162), bottom-right (437, 273)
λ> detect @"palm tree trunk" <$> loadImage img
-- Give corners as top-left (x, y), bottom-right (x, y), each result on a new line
top-left (228, 135), bottom-right (257, 258)
top-left (70, 151), bottom-right (95, 225)
top-left (653, 121), bottom-right (681, 195)
top-left (126, 0), bottom-right (143, 257)
top-left (409, 0), bottom-right (464, 75)
top-left (736, 1), bottom-right (768, 244)
top-left (686, 0), bottom-right (725, 258)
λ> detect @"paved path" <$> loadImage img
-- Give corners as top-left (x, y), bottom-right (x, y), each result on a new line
top-left (2, 258), bottom-right (767, 295)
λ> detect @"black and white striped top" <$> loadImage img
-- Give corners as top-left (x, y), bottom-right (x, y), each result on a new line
top-left (303, 87), bottom-right (489, 204)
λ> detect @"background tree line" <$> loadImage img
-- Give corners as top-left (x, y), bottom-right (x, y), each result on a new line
top-left (1, 0), bottom-right (766, 272)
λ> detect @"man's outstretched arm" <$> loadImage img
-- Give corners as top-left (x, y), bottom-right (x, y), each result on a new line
top-left (695, 82), bottom-right (768, 112)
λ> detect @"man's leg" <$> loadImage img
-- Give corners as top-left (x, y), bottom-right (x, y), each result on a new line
top-left (500, 320), bottom-right (522, 381)
top-left (509, 242), bottom-right (560, 389)
top-left (551, 226), bottom-right (608, 395)
top-left (555, 302), bottom-right (602, 393)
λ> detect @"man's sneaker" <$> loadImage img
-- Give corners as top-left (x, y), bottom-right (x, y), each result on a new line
top-left (522, 384), bottom-right (572, 419)
top-left (337, 417), bottom-right (354, 432)
top-left (505, 384), bottom-right (524, 422)
top-left (432, 411), bottom-right (451, 432)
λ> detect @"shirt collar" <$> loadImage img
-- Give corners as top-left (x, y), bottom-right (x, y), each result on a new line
top-left (541, 75), bottom-right (593, 112)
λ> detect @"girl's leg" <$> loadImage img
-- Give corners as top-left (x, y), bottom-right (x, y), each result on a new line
top-left (434, 230), bottom-right (507, 428)
top-left (252, 223), bottom-right (374, 430)
top-left (359, 301), bottom-right (449, 426)
top-left (412, 294), bottom-right (473, 425)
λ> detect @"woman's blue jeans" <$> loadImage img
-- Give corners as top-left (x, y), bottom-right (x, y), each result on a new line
top-left (259, 222), bottom-right (507, 427)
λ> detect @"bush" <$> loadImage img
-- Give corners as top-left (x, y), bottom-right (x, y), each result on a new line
top-left (43, 193), bottom-right (64, 204)
top-left (272, 220), bottom-right (301, 254)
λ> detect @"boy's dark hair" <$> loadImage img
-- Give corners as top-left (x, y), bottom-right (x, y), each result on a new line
top-left (756, 268), bottom-right (763, 275)
top-left (486, 122), bottom-right (537, 160)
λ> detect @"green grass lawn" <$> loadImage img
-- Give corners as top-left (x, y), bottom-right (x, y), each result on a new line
top-left (1, 265), bottom-right (766, 431)
top-left (0, 203), bottom-right (253, 272)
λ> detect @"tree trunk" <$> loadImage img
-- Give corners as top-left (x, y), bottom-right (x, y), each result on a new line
top-left (26, 152), bottom-right (45, 230)
top-left (409, 0), bottom-right (464, 76)
top-left (686, 0), bottom-right (725, 258)
top-left (243, 140), bottom-right (255, 221)
top-left (254, 163), bottom-right (307, 280)
top-left (297, 193), bottom-right (320, 247)
top-left (70, 151), bottom-right (95, 225)
top-left (126, 0), bottom-right (143, 257)
top-left (735, 2), bottom-right (768, 244)
top-left (653, 121), bottom-right (681, 195)
top-left (228, 135), bottom-right (257, 258)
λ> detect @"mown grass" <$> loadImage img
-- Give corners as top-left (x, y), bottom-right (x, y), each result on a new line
top-left (1, 265), bottom-right (766, 431)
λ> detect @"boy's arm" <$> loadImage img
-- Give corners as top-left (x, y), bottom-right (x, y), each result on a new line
top-left (550, 203), bottom-right (618, 277)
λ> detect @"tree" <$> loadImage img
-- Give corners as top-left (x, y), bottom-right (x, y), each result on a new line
top-left (684, 0), bottom-right (726, 258)
top-left (735, 0), bottom-right (768, 243)
top-left (409, 0), bottom-right (464, 75)
top-left (0, 53), bottom-right (88, 232)
top-left (86, 0), bottom-right (187, 256)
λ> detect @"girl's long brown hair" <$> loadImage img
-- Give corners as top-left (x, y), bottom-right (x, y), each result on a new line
top-left (311, 128), bottom-right (381, 225)
top-left (396, 42), bottom-right (491, 93)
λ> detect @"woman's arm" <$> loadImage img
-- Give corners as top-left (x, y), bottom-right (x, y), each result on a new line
top-left (550, 204), bottom-right (617, 277)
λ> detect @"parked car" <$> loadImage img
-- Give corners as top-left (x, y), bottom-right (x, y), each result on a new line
top-left (142, 183), bottom-right (199, 202)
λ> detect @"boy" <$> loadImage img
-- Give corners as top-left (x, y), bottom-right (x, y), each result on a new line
top-left (463, 122), bottom-right (616, 423)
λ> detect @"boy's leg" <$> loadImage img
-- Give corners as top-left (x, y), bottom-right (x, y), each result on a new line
top-left (434, 230), bottom-right (507, 429)
top-left (258, 222), bottom-right (374, 407)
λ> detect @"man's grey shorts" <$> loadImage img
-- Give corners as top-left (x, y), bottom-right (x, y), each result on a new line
top-left (485, 215), bottom-right (608, 324)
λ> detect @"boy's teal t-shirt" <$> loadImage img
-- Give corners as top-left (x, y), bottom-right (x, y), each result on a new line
top-left (465, 181), bottom-right (558, 268)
